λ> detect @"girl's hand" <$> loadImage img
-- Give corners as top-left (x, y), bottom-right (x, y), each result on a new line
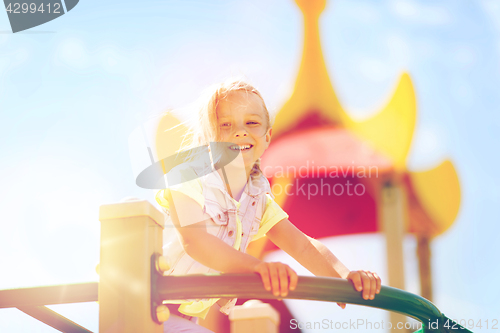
top-left (337, 270), bottom-right (382, 309)
top-left (253, 262), bottom-right (298, 298)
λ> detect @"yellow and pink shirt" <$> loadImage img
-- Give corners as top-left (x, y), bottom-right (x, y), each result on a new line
top-left (155, 162), bottom-right (288, 319)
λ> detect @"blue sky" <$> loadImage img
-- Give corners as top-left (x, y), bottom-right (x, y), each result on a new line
top-left (1, 0), bottom-right (499, 332)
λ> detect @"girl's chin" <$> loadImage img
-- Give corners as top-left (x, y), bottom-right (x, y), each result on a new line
top-left (220, 158), bottom-right (256, 170)
top-left (243, 155), bottom-right (257, 166)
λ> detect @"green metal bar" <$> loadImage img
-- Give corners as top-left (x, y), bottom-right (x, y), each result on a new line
top-left (17, 305), bottom-right (93, 333)
top-left (0, 282), bottom-right (98, 308)
top-left (154, 274), bottom-right (473, 333)
top-left (0, 275), bottom-right (473, 332)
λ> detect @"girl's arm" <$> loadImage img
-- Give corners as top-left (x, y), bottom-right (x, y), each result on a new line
top-left (166, 190), bottom-right (298, 297)
top-left (266, 218), bottom-right (381, 302)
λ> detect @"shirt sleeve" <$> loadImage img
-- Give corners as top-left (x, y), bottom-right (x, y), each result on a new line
top-left (250, 193), bottom-right (289, 241)
top-left (155, 165), bottom-right (204, 216)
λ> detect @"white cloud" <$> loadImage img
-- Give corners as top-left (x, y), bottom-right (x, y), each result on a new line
top-left (98, 45), bottom-right (124, 73)
top-left (452, 45), bottom-right (476, 68)
top-left (358, 57), bottom-right (392, 82)
top-left (450, 78), bottom-right (474, 108)
top-left (0, 33), bottom-right (8, 47)
top-left (480, 0), bottom-right (500, 70)
top-left (57, 37), bottom-right (90, 69)
top-left (481, 0), bottom-right (500, 33)
top-left (407, 123), bottom-right (449, 171)
top-left (389, 0), bottom-right (452, 26)
top-left (386, 33), bottom-right (412, 67)
top-left (340, 1), bottom-right (382, 24)
top-left (413, 38), bottom-right (438, 60)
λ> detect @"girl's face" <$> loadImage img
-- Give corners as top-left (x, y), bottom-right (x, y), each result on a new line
top-left (216, 91), bottom-right (272, 169)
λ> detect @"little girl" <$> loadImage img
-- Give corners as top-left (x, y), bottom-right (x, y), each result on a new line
top-left (156, 80), bottom-right (381, 332)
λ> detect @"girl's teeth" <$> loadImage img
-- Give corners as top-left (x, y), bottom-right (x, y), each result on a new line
top-left (230, 145), bottom-right (252, 150)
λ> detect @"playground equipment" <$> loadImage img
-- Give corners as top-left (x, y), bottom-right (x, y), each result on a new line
top-left (150, 5), bottom-right (462, 328)
top-left (0, 1), bottom-right (466, 331)
top-left (0, 199), bottom-right (472, 333)
top-left (258, 0), bottom-right (461, 312)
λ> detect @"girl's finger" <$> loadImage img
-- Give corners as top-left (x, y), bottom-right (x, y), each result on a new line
top-left (368, 271), bottom-right (376, 300)
top-left (268, 263), bottom-right (280, 297)
top-left (374, 273), bottom-right (382, 293)
top-left (337, 302), bottom-right (346, 309)
top-left (287, 266), bottom-right (298, 291)
top-left (277, 264), bottom-right (289, 297)
top-left (257, 266), bottom-right (271, 292)
top-left (349, 271), bottom-right (363, 292)
top-left (360, 271), bottom-right (371, 300)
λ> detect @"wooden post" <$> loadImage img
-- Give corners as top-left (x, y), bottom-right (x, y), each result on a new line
top-left (381, 183), bottom-right (408, 330)
top-left (417, 233), bottom-right (433, 301)
top-left (229, 300), bottom-right (280, 333)
top-left (99, 199), bottom-right (166, 333)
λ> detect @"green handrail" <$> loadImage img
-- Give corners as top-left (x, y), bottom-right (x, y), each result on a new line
top-left (0, 274), bottom-right (473, 332)
top-left (154, 274), bottom-right (473, 333)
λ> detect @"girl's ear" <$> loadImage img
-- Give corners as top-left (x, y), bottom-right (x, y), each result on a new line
top-left (265, 127), bottom-right (272, 145)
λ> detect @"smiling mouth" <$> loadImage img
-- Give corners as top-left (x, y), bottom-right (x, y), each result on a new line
top-left (229, 144), bottom-right (253, 151)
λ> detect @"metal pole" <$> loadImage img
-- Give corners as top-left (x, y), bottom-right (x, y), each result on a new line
top-left (153, 274), bottom-right (473, 333)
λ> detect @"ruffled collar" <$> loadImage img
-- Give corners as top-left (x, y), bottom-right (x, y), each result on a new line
top-left (203, 165), bottom-right (272, 199)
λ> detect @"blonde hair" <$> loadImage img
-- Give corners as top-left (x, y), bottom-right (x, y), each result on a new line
top-left (185, 79), bottom-right (272, 177)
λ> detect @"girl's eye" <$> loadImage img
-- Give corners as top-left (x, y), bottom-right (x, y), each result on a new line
top-left (220, 123), bottom-right (231, 127)
top-left (247, 121), bottom-right (259, 125)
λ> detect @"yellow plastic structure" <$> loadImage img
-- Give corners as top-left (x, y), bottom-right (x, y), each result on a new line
top-left (270, 0), bottom-right (460, 238)
top-left (410, 160), bottom-right (461, 236)
top-left (273, 0), bottom-right (350, 136)
top-left (275, 1), bottom-right (416, 172)
top-left (346, 73), bottom-right (416, 172)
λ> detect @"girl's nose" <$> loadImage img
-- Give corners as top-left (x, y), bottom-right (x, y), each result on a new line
top-left (233, 124), bottom-right (248, 137)
top-left (234, 130), bottom-right (248, 137)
